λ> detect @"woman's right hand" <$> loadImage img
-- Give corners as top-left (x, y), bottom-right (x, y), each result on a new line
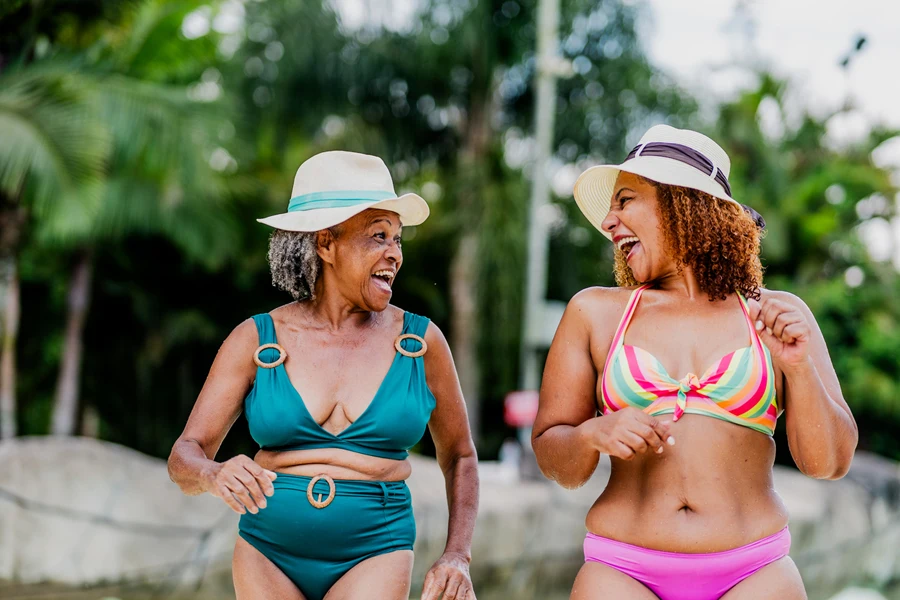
top-left (579, 407), bottom-right (674, 460)
top-left (204, 455), bottom-right (278, 514)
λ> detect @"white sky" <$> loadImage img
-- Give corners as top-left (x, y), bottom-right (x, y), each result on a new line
top-left (640, 0), bottom-right (900, 270)
top-left (641, 0), bottom-right (900, 149)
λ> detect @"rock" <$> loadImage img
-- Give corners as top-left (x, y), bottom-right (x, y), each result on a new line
top-left (0, 436), bottom-right (237, 589)
top-left (829, 588), bottom-right (888, 600)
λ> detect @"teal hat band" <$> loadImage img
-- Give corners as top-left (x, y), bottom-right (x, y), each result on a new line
top-left (288, 190), bottom-right (396, 212)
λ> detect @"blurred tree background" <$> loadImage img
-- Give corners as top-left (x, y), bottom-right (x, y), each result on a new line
top-left (1, 0), bottom-right (897, 463)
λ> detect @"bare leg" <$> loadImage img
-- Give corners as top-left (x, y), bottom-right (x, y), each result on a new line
top-left (233, 537), bottom-right (306, 600)
top-left (570, 562), bottom-right (659, 600)
top-left (323, 549), bottom-right (414, 600)
top-left (720, 557), bottom-right (806, 600)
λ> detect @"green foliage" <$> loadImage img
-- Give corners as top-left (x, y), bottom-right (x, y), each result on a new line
top-left (711, 74), bottom-right (900, 460)
top-left (6, 1), bottom-right (900, 463)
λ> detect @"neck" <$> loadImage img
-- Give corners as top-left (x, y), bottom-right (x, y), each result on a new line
top-left (306, 271), bottom-right (378, 331)
top-left (649, 265), bottom-right (706, 300)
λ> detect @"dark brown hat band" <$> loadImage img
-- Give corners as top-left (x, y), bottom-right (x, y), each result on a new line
top-left (625, 141), bottom-right (765, 230)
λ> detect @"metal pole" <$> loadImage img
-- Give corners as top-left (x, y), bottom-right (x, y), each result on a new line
top-left (519, 0), bottom-right (562, 392)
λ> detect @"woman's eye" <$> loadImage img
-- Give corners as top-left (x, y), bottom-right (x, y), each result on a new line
top-left (374, 232), bottom-right (386, 240)
top-left (619, 197), bottom-right (633, 207)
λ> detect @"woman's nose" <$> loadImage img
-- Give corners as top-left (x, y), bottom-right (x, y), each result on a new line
top-left (600, 211), bottom-right (619, 234)
top-left (386, 240), bottom-right (402, 262)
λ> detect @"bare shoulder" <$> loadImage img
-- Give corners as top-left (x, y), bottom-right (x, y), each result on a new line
top-left (223, 317), bottom-right (260, 352)
top-left (422, 318), bottom-right (448, 349)
top-left (213, 317), bottom-right (261, 386)
top-left (566, 286), bottom-right (636, 333)
top-left (570, 285), bottom-right (635, 312)
top-left (384, 304), bottom-right (408, 331)
top-left (268, 301), bottom-right (307, 328)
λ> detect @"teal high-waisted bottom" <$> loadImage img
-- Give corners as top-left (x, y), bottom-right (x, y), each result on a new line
top-left (238, 474), bottom-right (416, 600)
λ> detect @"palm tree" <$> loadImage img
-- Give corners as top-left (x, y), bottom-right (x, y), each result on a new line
top-left (0, 62), bottom-right (109, 438)
top-left (0, 0), bottom-right (243, 436)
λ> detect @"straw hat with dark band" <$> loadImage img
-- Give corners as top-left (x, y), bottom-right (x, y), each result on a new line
top-left (573, 125), bottom-right (764, 240)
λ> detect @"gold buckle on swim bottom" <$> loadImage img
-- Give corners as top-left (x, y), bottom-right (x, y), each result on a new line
top-left (306, 474), bottom-right (336, 508)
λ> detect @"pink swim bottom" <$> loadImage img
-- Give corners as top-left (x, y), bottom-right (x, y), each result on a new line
top-left (583, 527), bottom-right (791, 600)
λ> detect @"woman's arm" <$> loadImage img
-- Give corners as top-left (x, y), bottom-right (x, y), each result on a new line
top-left (420, 322), bottom-right (479, 600)
top-left (168, 318), bottom-right (277, 513)
top-left (532, 289), bottom-right (671, 489)
top-left (752, 291), bottom-right (858, 480)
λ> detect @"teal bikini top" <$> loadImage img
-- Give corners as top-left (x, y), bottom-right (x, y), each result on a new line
top-left (244, 311), bottom-right (437, 460)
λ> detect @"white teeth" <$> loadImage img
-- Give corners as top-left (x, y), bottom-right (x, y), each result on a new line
top-left (616, 236), bottom-right (640, 251)
top-left (373, 270), bottom-right (394, 280)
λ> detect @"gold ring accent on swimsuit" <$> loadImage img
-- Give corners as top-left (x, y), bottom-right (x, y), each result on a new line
top-left (254, 343), bottom-right (287, 368)
top-left (307, 474), bottom-right (336, 508)
top-left (394, 334), bottom-right (427, 358)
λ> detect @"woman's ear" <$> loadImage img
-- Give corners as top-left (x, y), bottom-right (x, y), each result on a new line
top-left (316, 229), bottom-right (337, 265)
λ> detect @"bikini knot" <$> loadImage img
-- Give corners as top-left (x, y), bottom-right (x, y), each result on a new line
top-left (678, 373), bottom-right (701, 394)
top-left (674, 374), bottom-right (700, 421)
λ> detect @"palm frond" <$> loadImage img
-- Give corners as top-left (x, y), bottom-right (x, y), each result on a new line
top-left (0, 63), bottom-right (109, 214)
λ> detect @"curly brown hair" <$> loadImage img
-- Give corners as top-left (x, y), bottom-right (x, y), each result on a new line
top-left (613, 180), bottom-right (764, 301)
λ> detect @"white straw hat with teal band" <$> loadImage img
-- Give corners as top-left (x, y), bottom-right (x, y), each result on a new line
top-left (257, 151), bottom-right (430, 232)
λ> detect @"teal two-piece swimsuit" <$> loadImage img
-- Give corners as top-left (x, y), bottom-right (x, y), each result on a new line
top-left (238, 311), bottom-right (436, 600)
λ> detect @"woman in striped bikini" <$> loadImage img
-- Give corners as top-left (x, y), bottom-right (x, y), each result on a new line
top-left (532, 125), bottom-right (857, 600)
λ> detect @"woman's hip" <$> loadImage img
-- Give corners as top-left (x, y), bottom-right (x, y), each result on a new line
top-left (238, 473), bottom-right (415, 560)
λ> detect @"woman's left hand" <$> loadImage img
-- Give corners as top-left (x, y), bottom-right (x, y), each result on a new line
top-left (747, 297), bottom-right (811, 368)
top-left (420, 552), bottom-right (475, 600)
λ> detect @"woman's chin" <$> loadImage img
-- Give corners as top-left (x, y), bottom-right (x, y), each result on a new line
top-left (363, 293), bottom-right (392, 312)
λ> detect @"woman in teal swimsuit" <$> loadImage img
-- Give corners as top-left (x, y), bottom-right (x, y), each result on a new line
top-left (168, 151), bottom-right (479, 600)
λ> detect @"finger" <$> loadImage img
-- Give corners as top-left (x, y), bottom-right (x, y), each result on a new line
top-left (621, 431), bottom-right (649, 454)
top-left (421, 572), bottom-right (438, 600)
top-left (443, 575), bottom-right (462, 599)
top-left (611, 440), bottom-right (636, 460)
top-left (216, 485), bottom-right (246, 514)
top-left (467, 588), bottom-right (477, 600)
top-left (254, 471), bottom-right (277, 497)
top-left (235, 470), bottom-right (268, 508)
top-left (426, 576), bottom-right (446, 600)
top-left (453, 583), bottom-right (470, 600)
top-left (782, 322), bottom-right (809, 344)
top-left (632, 423), bottom-right (664, 452)
top-left (771, 311), bottom-right (802, 340)
top-left (450, 582), bottom-right (470, 600)
top-left (225, 481), bottom-right (259, 514)
top-left (746, 297), bottom-right (762, 322)
top-left (754, 319), bottom-right (783, 350)
top-left (239, 457), bottom-right (278, 495)
top-left (760, 298), bottom-right (794, 328)
top-left (256, 471), bottom-right (277, 496)
top-left (645, 415), bottom-right (675, 446)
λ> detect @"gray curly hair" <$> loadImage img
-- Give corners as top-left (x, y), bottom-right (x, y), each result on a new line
top-left (267, 229), bottom-right (328, 301)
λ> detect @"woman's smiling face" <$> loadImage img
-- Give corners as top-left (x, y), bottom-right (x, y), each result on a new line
top-left (318, 209), bottom-right (403, 312)
top-left (601, 172), bottom-right (677, 283)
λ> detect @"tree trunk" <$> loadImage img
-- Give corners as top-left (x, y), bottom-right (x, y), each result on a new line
top-left (0, 258), bottom-right (20, 439)
top-left (51, 248), bottom-right (94, 436)
top-left (449, 234), bottom-right (480, 440)
top-left (449, 75), bottom-right (494, 443)
top-left (0, 197), bottom-right (25, 439)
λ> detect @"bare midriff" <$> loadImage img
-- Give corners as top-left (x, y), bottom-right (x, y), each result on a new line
top-left (585, 415), bottom-right (789, 553)
top-left (254, 447), bottom-right (412, 481)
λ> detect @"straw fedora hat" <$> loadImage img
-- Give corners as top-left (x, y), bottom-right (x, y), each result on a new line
top-left (573, 124), bottom-right (763, 239)
top-left (258, 151), bottom-right (430, 232)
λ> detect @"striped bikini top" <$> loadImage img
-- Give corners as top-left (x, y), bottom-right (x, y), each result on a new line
top-left (600, 285), bottom-right (778, 435)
